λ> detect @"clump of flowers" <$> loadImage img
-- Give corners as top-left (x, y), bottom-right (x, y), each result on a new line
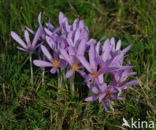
top-left (11, 12), bottom-right (137, 111)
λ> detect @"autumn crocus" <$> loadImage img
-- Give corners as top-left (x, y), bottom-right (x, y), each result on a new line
top-left (60, 46), bottom-right (86, 78)
top-left (11, 26), bottom-right (43, 54)
top-left (33, 45), bottom-right (66, 74)
top-left (78, 43), bottom-right (106, 85)
top-left (85, 82), bottom-right (124, 111)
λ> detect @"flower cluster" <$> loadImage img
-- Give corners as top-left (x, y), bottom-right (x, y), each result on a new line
top-left (11, 12), bottom-right (137, 111)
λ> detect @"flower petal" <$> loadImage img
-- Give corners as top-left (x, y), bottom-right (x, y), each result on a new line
top-left (116, 40), bottom-right (121, 50)
top-left (84, 96), bottom-right (98, 102)
top-left (110, 37), bottom-right (115, 52)
top-left (101, 100), bottom-right (108, 111)
top-left (77, 70), bottom-right (86, 78)
top-left (45, 36), bottom-right (55, 50)
top-left (121, 45), bottom-right (132, 54)
top-left (72, 18), bottom-right (79, 30)
top-left (33, 60), bottom-right (52, 67)
top-left (24, 30), bottom-right (30, 45)
top-left (107, 99), bottom-right (114, 111)
top-left (66, 69), bottom-right (74, 78)
top-left (60, 49), bottom-right (72, 65)
top-left (59, 12), bottom-right (65, 25)
top-left (11, 31), bottom-right (27, 49)
top-left (77, 39), bottom-right (87, 56)
top-left (41, 45), bottom-right (52, 61)
top-left (89, 44), bottom-right (97, 70)
top-left (50, 68), bottom-right (57, 74)
top-left (86, 81), bottom-right (99, 94)
top-left (16, 47), bottom-right (27, 52)
top-left (44, 27), bottom-right (53, 36)
top-left (25, 26), bottom-right (35, 34)
top-left (78, 56), bottom-right (91, 72)
top-left (120, 80), bottom-right (138, 90)
top-left (99, 93), bottom-right (106, 101)
top-left (38, 12), bottom-right (42, 25)
top-left (74, 29), bottom-right (80, 45)
top-left (32, 26), bottom-right (43, 46)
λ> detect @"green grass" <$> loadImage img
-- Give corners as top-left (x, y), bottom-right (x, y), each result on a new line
top-left (0, 0), bottom-right (156, 129)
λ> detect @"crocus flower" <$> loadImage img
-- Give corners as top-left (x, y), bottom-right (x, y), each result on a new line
top-left (78, 43), bottom-right (116, 84)
top-left (85, 82), bottom-right (124, 111)
top-left (33, 45), bottom-right (66, 74)
top-left (60, 47), bottom-right (86, 78)
top-left (111, 64), bottom-right (138, 91)
top-left (11, 26), bottom-right (43, 54)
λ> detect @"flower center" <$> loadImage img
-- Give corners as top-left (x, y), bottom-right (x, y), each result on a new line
top-left (105, 91), bottom-right (111, 98)
top-left (51, 60), bottom-right (60, 68)
top-left (72, 64), bottom-right (79, 71)
top-left (92, 71), bottom-right (100, 78)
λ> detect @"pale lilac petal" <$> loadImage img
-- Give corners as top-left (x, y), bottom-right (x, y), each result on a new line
top-left (86, 82), bottom-right (99, 94)
top-left (68, 46), bottom-right (76, 56)
top-left (60, 60), bottom-right (67, 68)
top-left (66, 69), bottom-right (74, 78)
top-left (25, 26), bottom-right (35, 34)
top-left (60, 49), bottom-right (72, 65)
top-left (107, 99), bottom-right (114, 111)
top-left (80, 29), bottom-right (89, 41)
top-left (99, 93), bottom-right (106, 101)
top-left (98, 74), bottom-right (104, 84)
top-left (120, 80), bottom-right (138, 90)
top-left (121, 71), bottom-right (137, 81)
top-left (77, 70), bottom-right (86, 78)
top-left (77, 39), bottom-right (87, 56)
top-left (67, 31), bottom-right (74, 46)
top-left (16, 47), bottom-right (27, 52)
top-left (116, 40), bottom-right (121, 50)
top-left (95, 41), bottom-right (101, 54)
top-left (73, 18), bottom-right (79, 30)
top-left (38, 12), bottom-right (42, 25)
top-left (33, 60), bottom-right (52, 67)
top-left (87, 39), bottom-right (96, 46)
top-left (74, 29), bottom-right (80, 45)
top-left (24, 30), bottom-right (30, 45)
top-left (79, 20), bottom-right (85, 29)
top-left (111, 95), bottom-right (125, 100)
top-left (44, 27), bottom-right (53, 36)
top-left (11, 31), bottom-right (27, 49)
top-left (101, 100), bottom-right (108, 111)
top-left (89, 44), bottom-right (97, 70)
top-left (45, 36), bottom-right (55, 49)
top-left (102, 39), bottom-right (110, 52)
top-left (78, 56), bottom-right (91, 72)
top-left (32, 26), bottom-right (43, 46)
top-left (85, 74), bottom-right (92, 82)
top-left (59, 12), bottom-right (65, 25)
top-left (41, 45), bottom-right (52, 61)
top-left (102, 45), bottom-right (111, 62)
top-left (121, 45), bottom-right (132, 54)
top-left (45, 21), bottom-right (55, 31)
top-left (84, 96), bottom-right (98, 102)
top-left (98, 82), bottom-right (107, 93)
top-left (110, 37), bottom-right (115, 51)
top-left (50, 68), bottom-right (57, 74)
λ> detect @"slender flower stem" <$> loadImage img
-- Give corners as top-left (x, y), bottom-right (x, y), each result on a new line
top-left (69, 74), bottom-right (75, 95)
top-left (29, 54), bottom-right (33, 85)
top-left (41, 56), bottom-right (45, 85)
top-left (57, 69), bottom-right (62, 90)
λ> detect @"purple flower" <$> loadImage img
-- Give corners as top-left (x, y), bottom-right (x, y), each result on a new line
top-left (33, 45), bottom-right (66, 74)
top-left (11, 26), bottom-right (43, 54)
top-left (85, 82), bottom-right (124, 111)
top-left (60, 47), bottom-right (86, 78)
top-left (78, 43), bottom-right (108, 84)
